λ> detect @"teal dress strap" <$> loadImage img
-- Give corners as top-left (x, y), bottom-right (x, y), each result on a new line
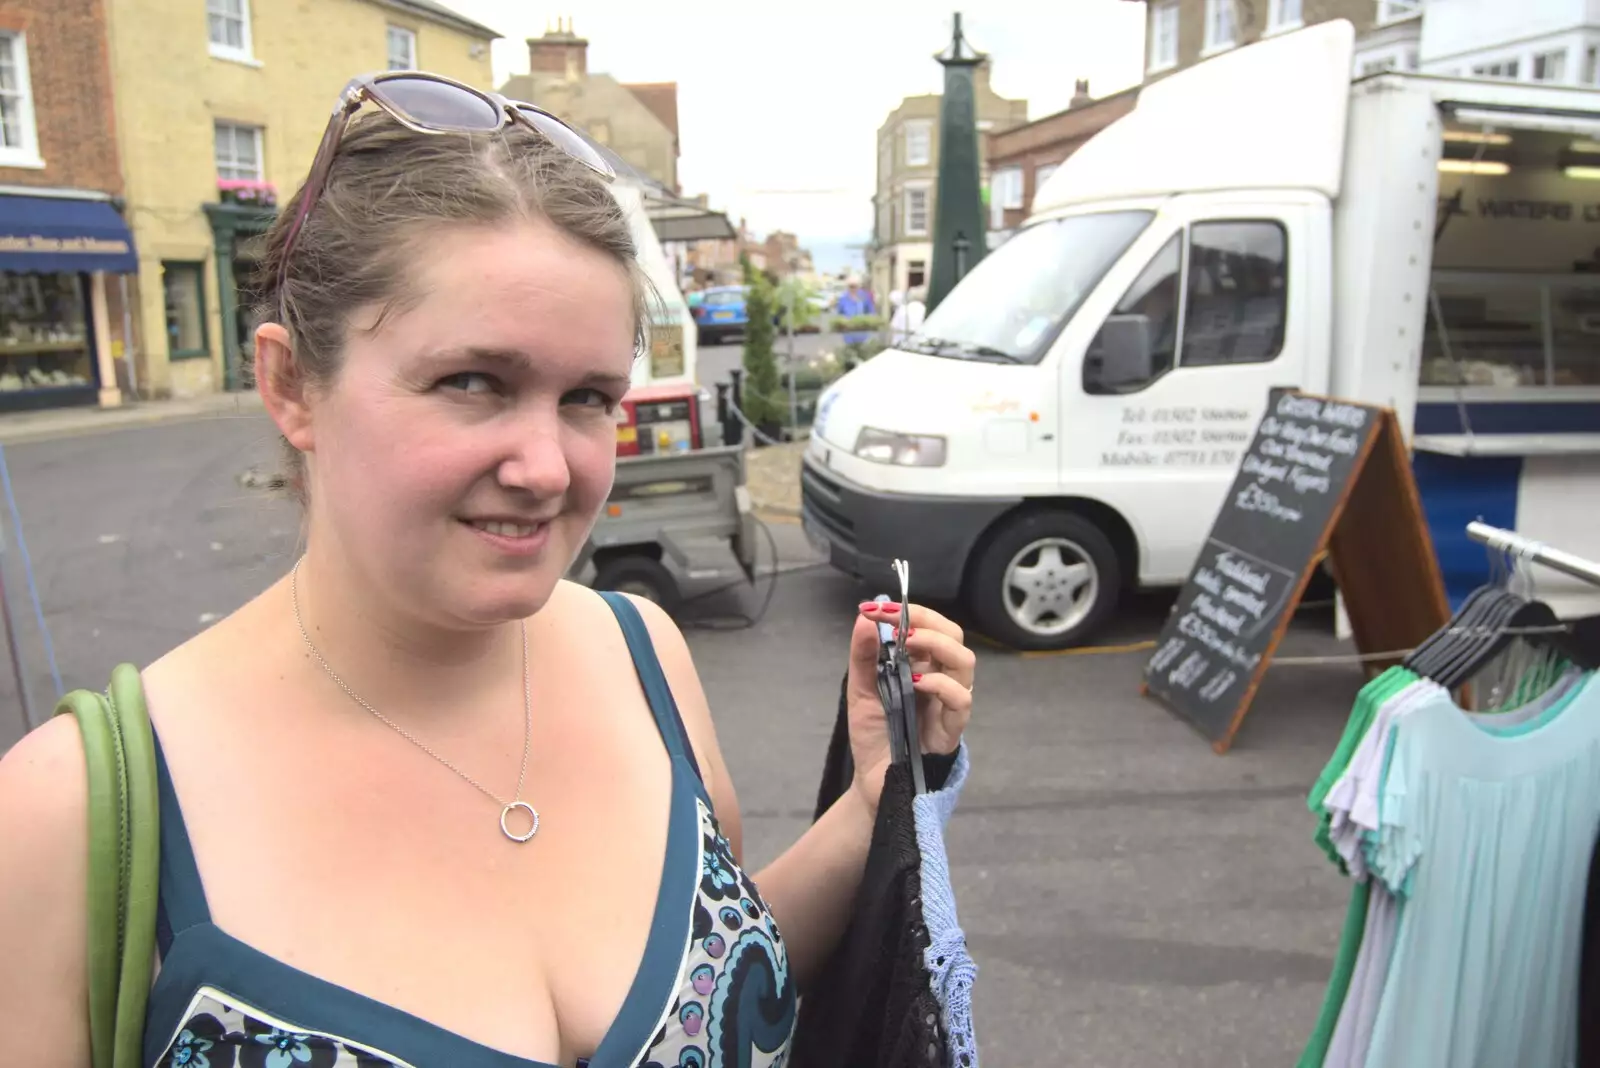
top-left (597, 591), bottom-right (705, 788)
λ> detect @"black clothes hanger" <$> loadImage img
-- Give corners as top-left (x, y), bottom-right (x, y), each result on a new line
top-left (1437, 605), bottom-right (1600, 689)
top-left (1427, 535), bottom-right (1600, 689)
top-left (1407, 585), bottom-right (1516, 679)
top-left (1426, 587), bottom-right (1527, 687)
top-left (1403, 587), bottom-right (1481, 676)
top-left (1404, 584), bottom-right (1494, 673)
top-left (1409, 536), bottom-right (1534, 681)
top-left (875, 559), bottom-right (926, 796)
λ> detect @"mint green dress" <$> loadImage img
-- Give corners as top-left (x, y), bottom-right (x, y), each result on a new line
top-left (1366, 673), bottom-right (1600, 1068)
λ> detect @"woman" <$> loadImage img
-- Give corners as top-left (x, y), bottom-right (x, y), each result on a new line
top-left (0, 74), bottom-right (974, 1066)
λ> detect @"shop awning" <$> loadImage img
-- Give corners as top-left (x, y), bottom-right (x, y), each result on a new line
top-left (0, 195), bottom-right (138, 274)
top-left (643, 192), bottom-right (737, 243)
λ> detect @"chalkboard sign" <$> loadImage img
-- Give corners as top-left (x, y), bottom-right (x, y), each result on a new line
top-left (1143, 391), bottom-right (1446, 752)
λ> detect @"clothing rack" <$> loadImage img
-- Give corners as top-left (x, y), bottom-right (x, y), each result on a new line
top-left (1466, 521), bottom-right (1600, 589)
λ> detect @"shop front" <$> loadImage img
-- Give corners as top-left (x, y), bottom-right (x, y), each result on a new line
top-left (1407, 120), bottom-right (1600, 618)
top-left (0, 192), bottom-right (137, 412)
top-left (203, 201), bottom-right (276, 393)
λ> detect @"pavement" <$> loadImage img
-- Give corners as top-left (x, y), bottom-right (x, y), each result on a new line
top-left (698, 336), bottom-right (828, 518)
top-left (695, 331), bottom-right (840, 395)
top-left (745, 440), bottom-right (807, 516)
top-left (0, 408), bottom-right (1367, 1067)
top-left (0, 389), bottom-right (266, 445)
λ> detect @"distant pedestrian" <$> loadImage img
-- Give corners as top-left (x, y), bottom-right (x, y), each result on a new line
top-left (889, 287), bottom-right (927, 347)
top-left (837, 278), bottom-right (878, 347)
top-left (837, 279), bottom-right (875, 318)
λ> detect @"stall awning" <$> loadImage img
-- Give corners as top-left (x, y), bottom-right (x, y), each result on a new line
top-left (643, 194), bottom-right (737, 243)
top-left (650, 210), bottom-right (737, 242)
top-left (0, 194), bottom-right (138, 274)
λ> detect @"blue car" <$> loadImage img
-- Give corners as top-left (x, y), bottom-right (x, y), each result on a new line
top-left (693, 285), bottom-right (748, 344)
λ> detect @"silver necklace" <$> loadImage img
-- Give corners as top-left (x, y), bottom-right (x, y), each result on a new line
top-left (290, 558), bottom-right (539, 843)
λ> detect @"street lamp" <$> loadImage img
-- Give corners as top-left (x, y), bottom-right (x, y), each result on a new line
top-left (953, 231), bottom-right (971, 282)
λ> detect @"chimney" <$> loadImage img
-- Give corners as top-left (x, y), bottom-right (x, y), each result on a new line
top-left (1070, 78), bottom-right (1092, 109)
top-left (527, 18), bottom-right (588, 81)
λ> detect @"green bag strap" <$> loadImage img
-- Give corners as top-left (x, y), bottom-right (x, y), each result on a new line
top-left (109, 662), bottom-right (158, 1066)
top-left (54, 663), bottom-right (159, 1068)
top-left (54, 687), bottom-right (121, 1068)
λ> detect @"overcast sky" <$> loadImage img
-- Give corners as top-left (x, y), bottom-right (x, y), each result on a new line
top-left (446, 1), bottom-right (1147, 272)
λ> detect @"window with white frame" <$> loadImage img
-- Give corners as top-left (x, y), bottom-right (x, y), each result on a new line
top-left (1377, 0), bottom-right (1422, 23)
top-left (1406, 48), bottom-right (1420, 70)
top-left (1472, 59), bottom-right (1520, 80)
top-left (1204, 0), bottom-right (1237, 53)
top-left (214, 121), bottom-right (264, 181)
top-left (1533, 49), bottom-right (1568, 82)
top-left (0, 32), bottom-right (40, 166)
top-left (387, 26), bottom-right (417, 71)
top-left (207, 0), bottom-right (253, 59)
top-left (990, 167), bottom-right (1023, 229)
top-left (1148, 2), bottom-right (1179, 71)
top-left (904, 120), bottom-right (932, 167)
top-left (1269, 0), bottom-right (1303, 31)
top-left (1587, 46), bottom-right (1600, 85)
top-left (904, 184), bottom-right (930, 236)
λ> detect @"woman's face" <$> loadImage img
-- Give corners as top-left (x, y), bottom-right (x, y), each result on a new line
top-left (300, 217), bottom-right (636, 628)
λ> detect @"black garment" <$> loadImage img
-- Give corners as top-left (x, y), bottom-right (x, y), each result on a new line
top-left (1582, 830), bottom-right (1600, 1067)
top-left (789, 675), bottom-right (958, 1068)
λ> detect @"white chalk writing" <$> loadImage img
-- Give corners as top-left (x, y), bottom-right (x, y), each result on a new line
top-left (1234, 480), bottom-right (1304, 523)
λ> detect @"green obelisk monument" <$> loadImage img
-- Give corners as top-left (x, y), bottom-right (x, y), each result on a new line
top-left (927, 13), bottom-right (988, 311)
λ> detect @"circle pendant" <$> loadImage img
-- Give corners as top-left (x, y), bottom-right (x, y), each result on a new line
top-left (500, 801), bottom-right (540, 843)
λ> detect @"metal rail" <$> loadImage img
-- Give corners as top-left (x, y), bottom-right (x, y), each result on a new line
top-left (1467, 521), bottom-right (1600, 588)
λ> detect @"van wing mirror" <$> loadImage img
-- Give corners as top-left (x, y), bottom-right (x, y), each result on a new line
top-left (1089, 314), bottom-right (1157, 392)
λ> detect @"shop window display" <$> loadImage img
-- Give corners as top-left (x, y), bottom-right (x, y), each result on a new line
top-left (163, 262), bottom-right (207, 358)
top-left (1422, 274), bottom-right (1600, 388)
top-left (0, 273), bottom-right (94, 395)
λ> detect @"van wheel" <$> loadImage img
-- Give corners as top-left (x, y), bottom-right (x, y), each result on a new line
top-left (594, 555), bottom-right (682, 616)
top-left (968, 511), bottom-right (1122, 650)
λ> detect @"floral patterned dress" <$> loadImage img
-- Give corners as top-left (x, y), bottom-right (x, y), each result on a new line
top-left (145, 593), bottom-right (795, 1068)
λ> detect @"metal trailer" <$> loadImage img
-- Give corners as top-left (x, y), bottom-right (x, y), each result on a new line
top-left (568, 444), bottom-right (758, 614)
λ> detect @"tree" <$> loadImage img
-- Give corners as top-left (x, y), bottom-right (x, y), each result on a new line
top-left (741, 274), bottom-right (785, 434)
top-left (774, 277), bottom-right (822, 334)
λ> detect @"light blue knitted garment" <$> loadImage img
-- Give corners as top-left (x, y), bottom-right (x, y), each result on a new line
top-left (914, 742), bottom-right (978, 1068)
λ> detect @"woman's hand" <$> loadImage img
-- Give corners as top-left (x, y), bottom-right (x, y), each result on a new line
top-left (845, 600), bottom-right (975, 816)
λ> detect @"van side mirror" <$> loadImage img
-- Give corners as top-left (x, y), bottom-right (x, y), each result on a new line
top-left (1087, 314), bottom-right (1156, 392)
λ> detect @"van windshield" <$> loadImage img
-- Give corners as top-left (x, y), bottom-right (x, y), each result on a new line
top-left (906, 210), bottom-right (1153, 364)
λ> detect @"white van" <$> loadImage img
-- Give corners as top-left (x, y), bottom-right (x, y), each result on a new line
top-left (802, 20), bottom-right (1600, 648)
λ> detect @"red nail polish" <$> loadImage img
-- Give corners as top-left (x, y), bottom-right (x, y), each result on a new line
top-left (859, 601), bottom-right (879, 613)
top-left (880, 603), bottom-right (901, 613)
top-left (912, 672), bottom-right (923, 682)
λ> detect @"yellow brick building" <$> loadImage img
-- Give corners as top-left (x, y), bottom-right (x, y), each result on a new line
top-left (105, 0), bottom-right (499, 397)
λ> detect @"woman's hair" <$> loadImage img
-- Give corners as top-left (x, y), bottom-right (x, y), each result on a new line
top-left (254, 112), bottom-right (650, 500)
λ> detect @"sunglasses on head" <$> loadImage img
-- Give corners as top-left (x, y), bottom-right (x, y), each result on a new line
top-left (277, 70), bottom-right (616, 312)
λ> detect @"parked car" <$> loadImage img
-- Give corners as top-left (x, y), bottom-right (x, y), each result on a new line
top-left (693, 285), bottom-right (749, 344)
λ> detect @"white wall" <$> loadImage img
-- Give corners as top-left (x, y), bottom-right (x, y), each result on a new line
top-left (1422, 28), bottom-right (1595, 80)
top-left (1434, 167), bottom-right (1600, 271)
top-left (1515, 454), bottom-right (1600, 617)
top-left (1420, 0), bottom-right (1588, 61)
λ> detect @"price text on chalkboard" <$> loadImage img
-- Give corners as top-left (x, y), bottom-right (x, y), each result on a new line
top-left (1143, 391), bottom-right (1383, 750)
